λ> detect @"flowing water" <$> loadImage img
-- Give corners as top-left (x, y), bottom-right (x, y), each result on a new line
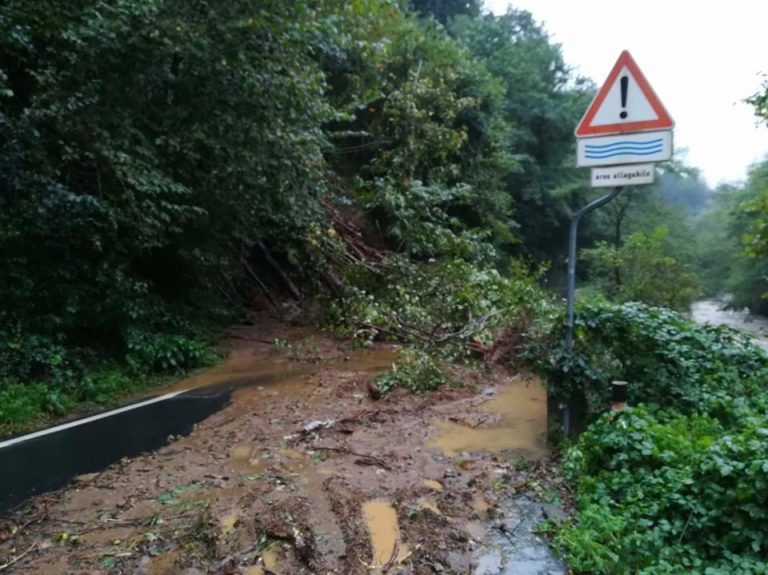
top-left (690, 299), bottom-right (768, 351)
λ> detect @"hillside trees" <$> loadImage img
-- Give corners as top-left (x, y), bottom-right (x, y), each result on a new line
top-left (0, 0), bottom-right (589, 426)
top-left (580, 168), bottom-right (705, 310)
top-left (322, 7), bottom-right (517, 260)
top-left (695, 159), bottom-right (768, 314)
top-left (451, 10), bottom-right (593, 262)
top-left (409, 0), bottom-right (482, 23)
top-left (0, 0), bottom-right (334, 350)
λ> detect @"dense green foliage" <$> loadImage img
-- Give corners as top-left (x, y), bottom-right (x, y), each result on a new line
top-left (451, 11), bottom-right (593, 261)
top-left (409, 0), bottom-right (482, 24)
top-left (559, 406), bottom-right (768, 574)
top-left (0, 0), bottom-right (587, 430)
top-left (540, 300), bottom-right (768, 415)
top-left (374, 347), bottom-right (455, 394)
top-left (541, 301), bottom-right (768, 573)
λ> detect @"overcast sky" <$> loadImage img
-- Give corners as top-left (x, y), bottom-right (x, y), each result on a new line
top-left (485, 0), bottom-right (768, 187)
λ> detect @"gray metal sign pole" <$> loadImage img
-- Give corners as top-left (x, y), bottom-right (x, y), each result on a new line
top-left (559, 186), bottom-right (623, 437)
top-left (565, 186), bottom-right (624, 351)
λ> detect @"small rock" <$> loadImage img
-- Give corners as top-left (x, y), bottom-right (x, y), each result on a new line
top-left (483, 387), bottom-right (496, 396)
top-left (302, 419), bottom-right (335, 433)
top-left (541, 504), bottom-right (567, 522)
top-left (366, 381), bottom-right (382, 400)
top-left (73, 472), bottom-right (99, 484)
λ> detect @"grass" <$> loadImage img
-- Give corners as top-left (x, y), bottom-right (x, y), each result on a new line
top-left (0, 361), bottom-right (216, 439)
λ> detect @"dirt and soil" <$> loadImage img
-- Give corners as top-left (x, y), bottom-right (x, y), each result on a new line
top-left (0, 315), bottom-right (567, 574)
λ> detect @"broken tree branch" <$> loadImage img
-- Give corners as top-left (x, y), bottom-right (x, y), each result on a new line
top-left (257, 240), bottom-right (302, 301)
top-left (312, 446), bottom-right (391, 470)
top-left (0, 543), bottom-right (37, 572)
top-left (241, 257), bottom-right (280, 313)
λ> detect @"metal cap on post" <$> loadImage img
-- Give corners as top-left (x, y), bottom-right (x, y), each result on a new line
top-left (611, 380), bottom-right (628, 411)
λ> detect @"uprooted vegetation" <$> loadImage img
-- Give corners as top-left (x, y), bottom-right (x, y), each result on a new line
top-left (1, 0), bottom-right (578, 432)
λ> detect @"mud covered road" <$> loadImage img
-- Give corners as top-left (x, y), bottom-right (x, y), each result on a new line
top-left (0, 317), bottom-right (566, 574)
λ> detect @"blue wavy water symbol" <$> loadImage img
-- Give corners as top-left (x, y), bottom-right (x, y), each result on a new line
top-left (584, 137), bottom-right (663, 159)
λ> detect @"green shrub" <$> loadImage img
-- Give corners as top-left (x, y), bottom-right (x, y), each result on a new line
top-left (0, 327), bottom-right (83, 383)
top-left (582, 226), bottom-right (699, 311)
top-left (558, 406), bottom-right (768, 574)
top-left (0, 381), bottom-right (76, 424)
top-left (0, 369), bottom-right (169, 436)
top-left (374, 348), bottom-right (455, 394)
top-left (535, 300), bottom-right (768, 417)
top-left (125, 331), bottom-right (212, 374)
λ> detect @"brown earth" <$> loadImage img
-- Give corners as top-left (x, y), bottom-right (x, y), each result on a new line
top-left (0, 317), bottom-right (561, 574)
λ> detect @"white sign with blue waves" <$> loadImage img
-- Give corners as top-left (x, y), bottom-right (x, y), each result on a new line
top-left (576, 130), bottom-right (672, 167)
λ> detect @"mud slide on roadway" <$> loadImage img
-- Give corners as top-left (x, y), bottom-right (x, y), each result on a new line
top-left (0, 317), bottom-right (563, 574)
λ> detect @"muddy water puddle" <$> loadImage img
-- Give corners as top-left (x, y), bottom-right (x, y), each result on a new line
top-left (219, 509), bottom-right (239, 537)
top-left (362, 499), bottom-right (411, 567)
top-left (157, 344), bottom-right (398, 396)
top-left (423, 478), bottom-right (444, 491)
top-left (427, 376), bottom-right (548, 458)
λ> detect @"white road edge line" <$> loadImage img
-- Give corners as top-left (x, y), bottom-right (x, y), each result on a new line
top-left (0, 390), bottom-right (186, 450)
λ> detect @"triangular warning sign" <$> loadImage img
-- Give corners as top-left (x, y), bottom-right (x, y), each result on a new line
top-left (575, 50), bottom-right (674, 137)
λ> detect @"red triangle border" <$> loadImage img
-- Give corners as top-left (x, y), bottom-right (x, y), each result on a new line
top-left (575, 50), bottom-right (674, 137)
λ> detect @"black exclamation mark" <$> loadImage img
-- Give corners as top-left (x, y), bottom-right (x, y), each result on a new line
top-left (620, 76), bottom-right (628, 119)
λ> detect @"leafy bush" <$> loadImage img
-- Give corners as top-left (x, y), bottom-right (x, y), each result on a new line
top-left (0, 328), bottom-right (80, 383)
top-left (557, 406), bottom-right (768, 574)
top-left (0, 381), bottom-right (76, 425)
top-left (329, 255), bottom-right (553, 359)
top-left (536, 300), bottom-right (768, 417)
top-left (374, 348), bottom-right (455, 394)
top-left (543, 300), bottom-right (768, 573)
top-left (125, 331), bottom-right (213, 374)
top-left (582, 226), bottom-right (699, 310)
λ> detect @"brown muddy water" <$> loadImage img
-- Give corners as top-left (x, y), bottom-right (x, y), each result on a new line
top-left (427, 377), bottom-right (547, 458)
top-left (0, 346), bottom-right (397, 514)
top-left (361, 499), bottom-right (411, 567)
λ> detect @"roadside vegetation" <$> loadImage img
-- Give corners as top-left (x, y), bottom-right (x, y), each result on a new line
top-left (2, 0), bottom-right (768, 572)
top-left (539, 301), bottom-right (768, 573)
top-left (0, 0), bottom-right (582, 430)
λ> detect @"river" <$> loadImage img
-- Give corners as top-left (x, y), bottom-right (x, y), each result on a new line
top-left (690, 299), bottom-right (768, 351)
